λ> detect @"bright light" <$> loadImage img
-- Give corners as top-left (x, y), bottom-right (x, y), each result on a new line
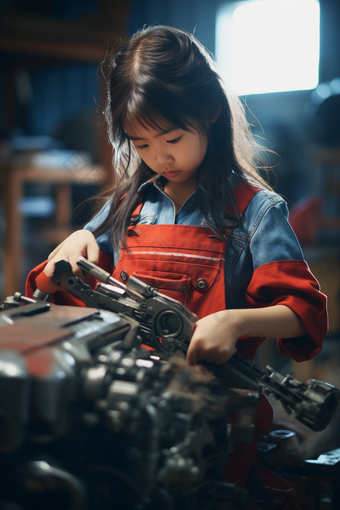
top-left (216, 0), bottom-right (320, 95)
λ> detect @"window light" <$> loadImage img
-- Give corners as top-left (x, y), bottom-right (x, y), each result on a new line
top-left (216, 0), bottom-right (320, 95)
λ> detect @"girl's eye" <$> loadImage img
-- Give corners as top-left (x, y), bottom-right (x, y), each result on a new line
top-left (167, 136), bottom-right (181, 144)
top-left (136, 144), bottom-right (148, 150)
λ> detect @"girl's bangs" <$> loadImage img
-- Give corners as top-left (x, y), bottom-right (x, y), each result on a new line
top-left (123, 92), bottom-right (196, 134)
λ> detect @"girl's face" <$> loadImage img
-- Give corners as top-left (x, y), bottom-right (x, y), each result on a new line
top-left (123, 117), bottom-right (208, 186)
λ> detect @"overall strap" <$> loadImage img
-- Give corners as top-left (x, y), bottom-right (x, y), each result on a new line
top-left (130, 201), bottom-right (144, 223)
top-left (233, 183), bottom-right (260, 215)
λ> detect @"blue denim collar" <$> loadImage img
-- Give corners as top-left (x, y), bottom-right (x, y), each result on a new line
top-left (137, 174), bottom-right (204, 196)
top-left (137, 175), bottom-right (167, 193)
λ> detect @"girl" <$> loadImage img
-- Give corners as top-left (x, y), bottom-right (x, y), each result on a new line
top-left (26, 25), bottom-right (327, 505)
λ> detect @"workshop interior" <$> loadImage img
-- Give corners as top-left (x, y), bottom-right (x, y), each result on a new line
top-left (1, 1), bottom-right (340, 509)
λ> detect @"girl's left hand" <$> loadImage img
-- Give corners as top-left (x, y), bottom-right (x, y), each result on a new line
top-left (186, 310), bottom-right (242, 366)
top-left (186, 304), bottom-right (308, 366)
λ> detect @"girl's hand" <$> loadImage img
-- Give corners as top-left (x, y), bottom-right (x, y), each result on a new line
top-left (186, 310), bottom-right (246, 366)
top-left (44, 230), bottom-right (100, 278)
top-left (186, 305), bottom-right (307, 366)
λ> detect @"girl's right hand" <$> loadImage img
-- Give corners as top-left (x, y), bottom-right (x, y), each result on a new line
top-left (44, 230), bottom-right (100, 278)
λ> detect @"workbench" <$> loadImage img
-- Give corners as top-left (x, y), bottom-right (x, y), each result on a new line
top-left (0, 154), bottom-right (106, 298)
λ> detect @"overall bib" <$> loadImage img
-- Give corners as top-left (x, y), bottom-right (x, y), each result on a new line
top-left (113, 183), bottom-right (257, 319)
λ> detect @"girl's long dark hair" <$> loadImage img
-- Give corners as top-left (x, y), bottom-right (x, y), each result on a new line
top-left (93, 25), bottom-right (272, 251)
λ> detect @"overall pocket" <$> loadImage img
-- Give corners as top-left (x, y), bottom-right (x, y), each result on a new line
top-left (132, 270), bottom-right (191, 305)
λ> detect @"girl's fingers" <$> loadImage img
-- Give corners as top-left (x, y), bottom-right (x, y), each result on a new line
top-left (43, 259), bottom-right (56, 278)
top-left (70, 259), bottom-right (88, 277)
top-left (187, 343), bottom-right (236, 366)
top-left (44, 255), bottom-right (72, 277)
top-left (186, 314), bottom-right (238, 366)
top-left (44, 256), bottom-right (85, 282)
top-left (214, 346), bottom-right (237, 365)
top-left (186, 342), bottom-right (199, 366)
top-left (186, 323), bottom-right (198, 365)
top-left (44, 256), bottom-right (82, 280)
top-left (44, 232), bottom-right (99, 277)
top-left (42, 231), bottom-right (101, 292)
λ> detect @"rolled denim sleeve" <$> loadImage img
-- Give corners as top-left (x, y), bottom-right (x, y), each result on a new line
top-left (243, 193), bottom-right (328, 362)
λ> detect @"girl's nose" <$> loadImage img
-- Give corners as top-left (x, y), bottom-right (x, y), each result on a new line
top-left (155, 148), bottom-right (174, 164)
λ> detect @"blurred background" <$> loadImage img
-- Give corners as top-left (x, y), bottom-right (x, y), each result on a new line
top-left (1, 0), bottom-right (340, 465)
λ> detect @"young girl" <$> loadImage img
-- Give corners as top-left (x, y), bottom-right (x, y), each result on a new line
top-left (26, 25), bottom-right (327, 505)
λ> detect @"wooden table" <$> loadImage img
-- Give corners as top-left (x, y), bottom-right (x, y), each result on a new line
top-left (0, 158), bottom-right (106, 298)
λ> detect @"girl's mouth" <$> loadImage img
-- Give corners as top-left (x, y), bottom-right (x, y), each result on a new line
top-left (163, 170), bottom-right (180, 178)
